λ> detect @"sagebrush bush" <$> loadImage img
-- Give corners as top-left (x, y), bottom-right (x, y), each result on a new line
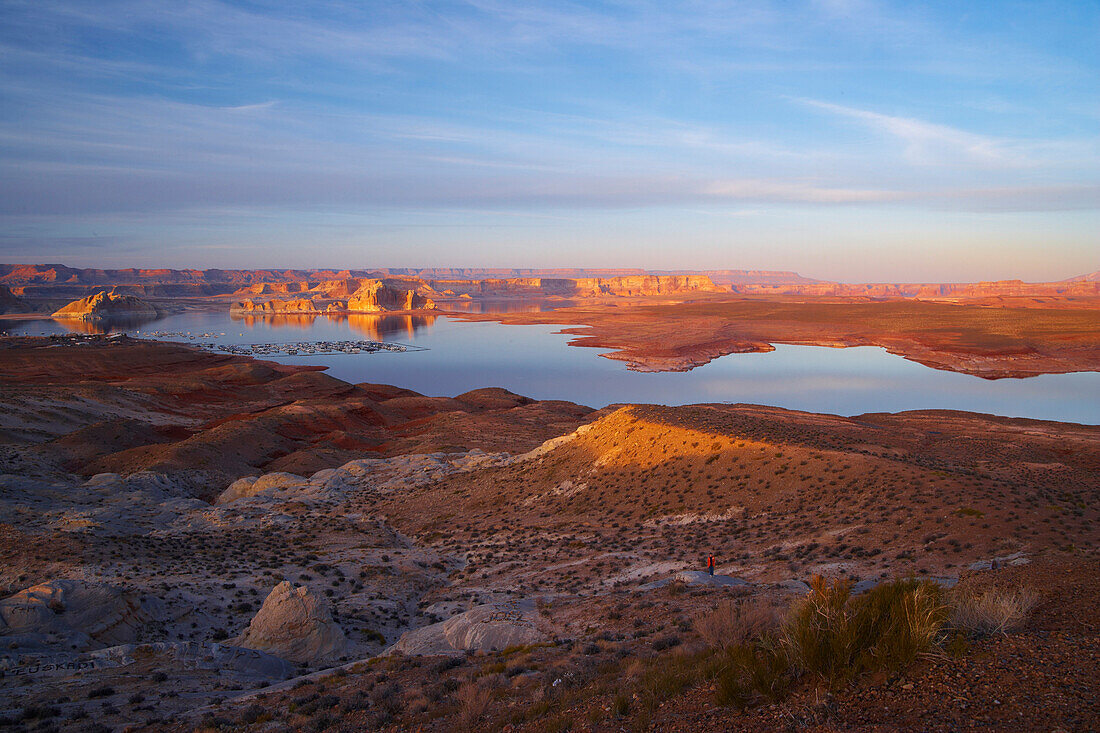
top-left (950, 587), bottom-right (1038, 636)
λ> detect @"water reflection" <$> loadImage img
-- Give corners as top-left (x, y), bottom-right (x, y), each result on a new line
top-left (231, 313), bottom-right (319, 331)
top-left (48, 315), bottom-right (159, 334)
top-left (441, 298), bottom-right (575, 314)
top-left (229, 312), bottom-right (438, 340)
top-left (337, 313), bottom-right (436, 341)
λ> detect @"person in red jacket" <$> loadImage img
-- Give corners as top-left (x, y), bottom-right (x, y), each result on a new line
top-left (707, 555), bottom-right (715, 575)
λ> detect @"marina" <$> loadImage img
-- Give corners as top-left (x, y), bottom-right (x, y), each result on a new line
top-left (121, 330), bottom-right (426, 356)
top-left (209, 339), bottom-right (422, 356)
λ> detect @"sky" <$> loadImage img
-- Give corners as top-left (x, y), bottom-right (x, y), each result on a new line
top-left (0, 1), bottom-right (1097, 282)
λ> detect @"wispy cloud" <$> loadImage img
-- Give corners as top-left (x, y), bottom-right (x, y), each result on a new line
top-left (798, 98), bottom-right (1009, 166)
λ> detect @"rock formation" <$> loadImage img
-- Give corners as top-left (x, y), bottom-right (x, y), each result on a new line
top-left (231, 581), bottom-right (347, 664)
top-left (51, 289), bottom-right (158, 322)
top-left (231, 280), bottom-right (436, 316)
top-left (229, 298), bottom-right (326, 315)
top-left (424, 275), bottom-right (724, 298)
top-left (346, 279), bottom-right (436, 312)
top-left (388, 599), bottom-right (547, 656)
top-left (0, 579), bottom-right (162, 650)
top-left (216, 472), bottom-right (308, 504)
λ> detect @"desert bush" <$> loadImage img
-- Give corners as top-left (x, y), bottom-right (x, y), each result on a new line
top-left (455, 681), bottom-right (492, 729)
top-left (713, 642), bottom-right (792, 709)
top-left (781, 576), bottom-right (948, 684)
top-left (950, 587), bottom-right (1038, 636)
top-left (693, 598), bottom-right (779, 649)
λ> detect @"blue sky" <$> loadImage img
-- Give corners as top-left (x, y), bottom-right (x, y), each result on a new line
top-left (0, 0), bottom-right (1097, 281)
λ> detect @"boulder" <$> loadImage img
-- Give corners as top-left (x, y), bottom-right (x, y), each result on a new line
top-left (231, 581), bottom-right (346, 664)
top-left (969, 552), bottom-right (1030, 571)
top-left (775, 579), bottom-right (811, 594)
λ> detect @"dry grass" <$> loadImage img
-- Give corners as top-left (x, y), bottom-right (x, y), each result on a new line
top-left (951, 587), bottom-right (1039, 636)
top-left (455, 680), bottom-right (492, 730)
top-left (781, 576), bottom-right (949, 684)
top-left (693, 598), bottom-right (780, 649)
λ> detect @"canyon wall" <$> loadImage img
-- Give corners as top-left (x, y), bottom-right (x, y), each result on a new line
top-left (5, 264), bottom-right (1098, 302)
top-left (731, 278), bottom-right (1100, 298)
top-left (426, 275), bottom-right (723, 297)
top-left (0, 285), bottom-right (32, 314)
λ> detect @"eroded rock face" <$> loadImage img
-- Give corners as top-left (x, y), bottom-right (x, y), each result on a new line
top-left (229, 280), bottom-right (436, 316)
top-left (346, 280), bottom-right (435, 312)
top-left (229, 297), bottom-right (324, 315)
top-left (0, 579), bottom-right (162, 651)
top-left (51, 289), bottom-right (158, 322)
top-left (232, 581), bottom-right (346, 664)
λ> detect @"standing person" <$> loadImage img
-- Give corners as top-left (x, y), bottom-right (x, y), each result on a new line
top-left (707, 555), bottom-right (715, 575)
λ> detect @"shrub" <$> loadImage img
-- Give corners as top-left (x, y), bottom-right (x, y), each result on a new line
top-left (950, 587), bottom-right (1038, 636)
top-left (781, 576), bottom-right (948, 684)
top-left (713, 642), bottom-right (791, 709)
top-left (693, 599), bottom-right (779, 649)
top-left (455, 681), bottom-right (492, 728)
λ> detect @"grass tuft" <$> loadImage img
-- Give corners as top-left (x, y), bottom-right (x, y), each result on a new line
top-left (950, 587), bottom-right (1038, 636)
top-left (781, 576), bottom-right (948, 684)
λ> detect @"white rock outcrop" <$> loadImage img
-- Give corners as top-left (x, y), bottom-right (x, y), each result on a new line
top-left (231, 581), bottom-right (346, 664)
top-left (0, 579), bottom-right (162, 650)
top-left (388, 599), bottom-right (547, 656)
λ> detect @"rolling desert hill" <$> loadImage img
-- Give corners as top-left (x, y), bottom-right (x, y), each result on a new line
top-left (378, 402), bottom-right (1097, 595)
top-left (0, 336), bottom-right (591, 498)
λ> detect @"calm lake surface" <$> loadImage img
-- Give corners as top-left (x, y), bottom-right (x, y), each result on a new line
top-left (4, 311), bottom-right (1098, 424)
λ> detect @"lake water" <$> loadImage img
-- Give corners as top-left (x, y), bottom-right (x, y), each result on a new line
top-left (4, 311), bottom-right (1098, 424)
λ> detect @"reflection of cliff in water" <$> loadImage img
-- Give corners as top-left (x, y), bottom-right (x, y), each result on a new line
top-left (231, 313), bottom-right (318, 330)
top-left (336, 313), bottom-right (437, 341)
top-left (229, 312), bottom-right (437, 340)
top-left (440, 299), bottom-right (573, 314)
top-left (54, 314), bottom-right (161, 335)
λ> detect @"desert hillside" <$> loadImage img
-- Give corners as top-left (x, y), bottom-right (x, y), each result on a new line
top-left (0, 337), bottom-right (1095, 731)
